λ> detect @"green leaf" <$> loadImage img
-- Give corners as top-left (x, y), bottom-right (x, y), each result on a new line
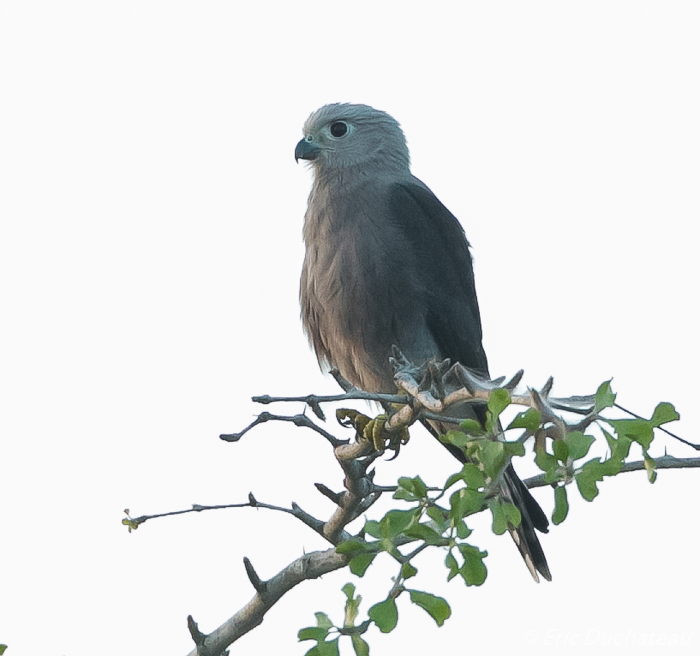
top-left (567, 432), bottom-right (595, 461)
top-left (503, 501), bottom-right (521, 527)
top-left (506, 408), bottom-right (541, 432)
top-left (444, 472), bottom-right (464, 490)
top-left (487, 388), bottom-right (511, 418)
top-left (443, 430), bottom-right (471, 448)
top-left (553, 439), bottom-right (569, 463)
top-left (489, 499), bottom-right (521, 535)
top-left (643, 450), bottom-right (657, 484)
top-left (379, 538), bottom-right (399, 557)
top-left (369, 598), bottom-right (398, 633)
top-left (552, 485), bottom-right (569, 525)
top-left (459, 418), bottom-right (485, 435)
top-left (479, 441), bottom-right (506, 480)
top-left (410, 476), bottom-right (428, 497)
top-left (650, 402), bottom-right (680, 426)
top-left (445, 550), bottom-right (459, 581)
top-left (457, 544), bottom-right (488, 586)
top-left (299, 611), bottom-right (334, 642)
top-left (608, 418), bottom-right (654, 450)
top-left (401, 562), bottom-right (418, 579)
top-left (315, 612), bottom-right (333, 630)
top-left (594, 380), bottom-right (616, 412)
top-left (382, 509), bottom-right (417, 537)
top-left (343, 585), bottom-right (362, 628)
top-left (503, 440), bottom-right (526, 457)
top-left (426, 505), bottom-right (448, 532)
top-left (0, 647), bottom-right (6, 656)
top-left (461, 463), bottom-right (486, 489)
top-left (364, 520), bottom-right (381, 539)
top-left (489, 500), bottom-right (507, 536)
top-left (309, 638), bottom-right (340, 656)
top-left (351, 635), bottom-right (370, 656)
top-left (299, 627), bottom-right (330, 642)
top-left (349, 552), bottom-right (376, 577)
top-left (534, 447), bottom-right (558, 473)
top-left (397, 476), bottom-right (428, 499)
top-left (408, 590), bottom-right (452, 627)
top-left (455, 519), bottom-right (472, 539)
top-left (392, 487), bottom-right (417, 501)
top-left (445, 459), bottom-right (496, 489)
top-left (603, 427), bottom-right (632, 461)
top-left (405, 522), bottom-right (446, 545)
top-left (449, 488), bottom-right (485, 522)
top-left (336, 539), bottom-right (367, 554)
top-left (576, 459), bottom-right (607, 501)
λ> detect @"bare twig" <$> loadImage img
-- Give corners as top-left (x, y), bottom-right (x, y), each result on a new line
top-left (252, 391), bottom-right (408, 407)
top-left (221, 411), bottom-right (347, 447)
top-left (123, 499), bottom-right (296, 529)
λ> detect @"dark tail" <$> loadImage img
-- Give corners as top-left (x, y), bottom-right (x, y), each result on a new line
top-left (501, 463), bottom-right (551, 582)
top-left (422, 418), bottom-right (551, 582)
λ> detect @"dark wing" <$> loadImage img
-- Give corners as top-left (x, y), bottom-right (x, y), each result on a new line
top-left (388, 180), bottom-right (551, 581)
top-left (387, 181), bottom-right (489, 376)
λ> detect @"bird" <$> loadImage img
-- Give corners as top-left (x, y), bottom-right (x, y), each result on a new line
top-left (295, 103), bottom-right (551, 582)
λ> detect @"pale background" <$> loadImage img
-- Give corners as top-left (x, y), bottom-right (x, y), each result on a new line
top-left (1, 2), bottom-right (698, 654)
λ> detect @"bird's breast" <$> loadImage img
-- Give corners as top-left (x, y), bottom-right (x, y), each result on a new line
top-left (300, 181), bottom-right (438, 392)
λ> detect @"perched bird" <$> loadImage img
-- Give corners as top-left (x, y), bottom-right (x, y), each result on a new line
top-left (295, 103), bottom-right (550, 582)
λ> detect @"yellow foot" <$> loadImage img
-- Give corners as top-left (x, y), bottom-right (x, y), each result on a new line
top-left (336, 409), bottom-right (410, 455)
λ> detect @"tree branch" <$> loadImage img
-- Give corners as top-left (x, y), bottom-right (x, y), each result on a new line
top-left (523, 455), bottom-right (700, 489)
top-left (185, 547), bottom-right (349, 656)
top-left (172, 360), bottom-right (694, 655)
top-left (220, 411), bottom-right (347, 447)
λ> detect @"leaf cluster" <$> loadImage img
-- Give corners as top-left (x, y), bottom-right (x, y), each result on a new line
top-left (300, 381), bottom-right (681, 654)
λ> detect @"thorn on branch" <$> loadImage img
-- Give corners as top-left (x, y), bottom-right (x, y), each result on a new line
top-left (291, 502), bottom-right (328, 536)
top-left (454, 364), bottom-right (478, 394)
top-left (315, 483), bottom-right (343, 505)
top-left (359, 451), bottom-right (382, 473)
top-left (541, 376), bottom-right (554, 397)
top-left (331, 367), bottom-right (354, 392)
top-left (243, 557), bottom-right (268, 597)
top-left (308, 397), bottom-right (326, 421)
top-left (355, 491), bottom-right (382, 515)
top-left (504, 369), bottom-right (524, 390)
top-left (187, 615), bottom-right (207, 646)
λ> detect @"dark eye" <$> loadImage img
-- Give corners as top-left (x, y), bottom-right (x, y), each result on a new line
top-left (330, 121), bottom-right (348, 138)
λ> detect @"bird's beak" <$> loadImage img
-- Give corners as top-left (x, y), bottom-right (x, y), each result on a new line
top-left (295, 138), bottom-right (321, 163)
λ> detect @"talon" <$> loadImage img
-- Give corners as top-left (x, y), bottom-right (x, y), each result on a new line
top-left (337, 409), bottom-right (411, 457)
top-left (336, 408), bottom-right (370, 433)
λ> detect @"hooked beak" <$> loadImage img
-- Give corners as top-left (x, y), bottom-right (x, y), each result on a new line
top-left (295, 138), bottom-right (321, 162)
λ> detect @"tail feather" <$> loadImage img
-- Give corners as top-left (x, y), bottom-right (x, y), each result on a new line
top-left (421, 418), bottom-right (551, 582)
top-left (502, 464), bottom-right (551, 582)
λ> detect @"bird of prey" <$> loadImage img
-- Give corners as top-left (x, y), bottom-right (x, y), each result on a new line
top-left (295, 103), bottom-right (550, 582)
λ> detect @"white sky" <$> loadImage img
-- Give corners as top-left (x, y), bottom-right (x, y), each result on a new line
top-left (1, 2), bottom-right (698, 655)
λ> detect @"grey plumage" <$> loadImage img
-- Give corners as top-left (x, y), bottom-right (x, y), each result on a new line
top-left (296, 103), bottom-right (550, 582)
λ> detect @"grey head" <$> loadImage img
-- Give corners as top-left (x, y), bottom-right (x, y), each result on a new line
top-left (294, 103), bottom-right (410, 177)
